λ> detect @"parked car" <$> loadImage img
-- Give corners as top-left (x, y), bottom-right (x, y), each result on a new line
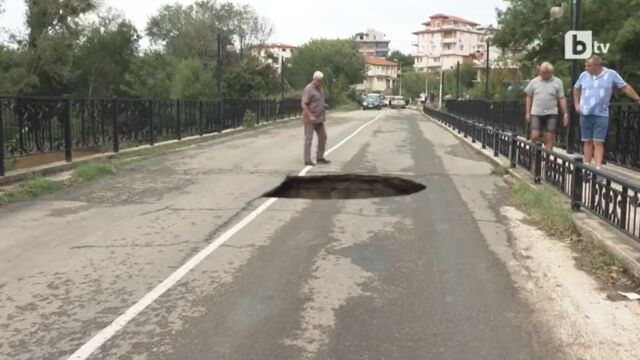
top-left (390, 96), bottom-right (406, 109)
top-left (362, 95), bottom-right (382, 110)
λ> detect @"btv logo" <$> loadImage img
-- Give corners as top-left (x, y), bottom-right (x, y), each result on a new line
top-left (565, 31), bottom-right (610, 59)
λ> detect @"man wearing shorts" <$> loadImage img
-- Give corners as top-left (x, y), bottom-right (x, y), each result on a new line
top-left (524, 62), bottom-right (569, 150)
top-left (574, 55), bottom-right (640, 169)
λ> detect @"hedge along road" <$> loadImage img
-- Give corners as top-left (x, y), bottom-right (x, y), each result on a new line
top-left (1, 109), bottom-right (639, 360)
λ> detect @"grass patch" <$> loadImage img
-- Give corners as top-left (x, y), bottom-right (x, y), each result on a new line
top-left (510, 181), bottom-right (638, 289)
top-left (0, 175), bottom-right (64, 205)
top-left (491, 165), bottom-right (510, 177)
top-left (333, 100), bottom-right (361, 112)
top-left (73, 162), bottom-right (116, 182)
top-left (511, 182), bottom-right (574, 236)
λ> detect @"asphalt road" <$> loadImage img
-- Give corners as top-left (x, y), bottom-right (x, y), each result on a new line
top-left (1, 109), bottom-right (564, 359)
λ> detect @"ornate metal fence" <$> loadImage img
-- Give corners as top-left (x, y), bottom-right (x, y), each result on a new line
top-left (445, 99), bottom-right (640, 170)
top-left (425, 105), bottom-right (640, 243)
top-left (1, 96), bottom-right (308, 176)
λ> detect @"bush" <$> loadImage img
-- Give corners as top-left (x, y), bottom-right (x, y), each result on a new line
top-left (243, 110), bottom-right (257, 128)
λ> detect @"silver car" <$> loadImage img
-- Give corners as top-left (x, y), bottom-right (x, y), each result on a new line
top-left (390, 96), bottom-right (406, 109)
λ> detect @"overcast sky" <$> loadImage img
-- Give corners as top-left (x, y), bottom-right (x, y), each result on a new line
top-left (1, 0), bottom-right (507, 53)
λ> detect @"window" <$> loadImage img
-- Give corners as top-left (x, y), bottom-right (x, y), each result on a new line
top-left (368, 43), bottom-right (375, 49)
top-left (432, 57), bottom-right (440, 63)
top-left (459, 44), bottom-right (464, 51)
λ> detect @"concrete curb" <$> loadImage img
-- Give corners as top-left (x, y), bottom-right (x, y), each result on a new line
top-left (419, 110), bottom-right (640, 281)
top-left (0, 115), bottom-right (303, 187)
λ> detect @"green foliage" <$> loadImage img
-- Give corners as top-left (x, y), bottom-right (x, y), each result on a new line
top-left (242, 109), bottom-right (256, 128)
top-left (287, 39), bottom-right (365, 101)
top-left (73, 162), bottom-right (116, 182)
top-left (495, 0), bottom-right (640, 87)
top-left (222, 54), bottom-right (279, 98)
top-left (511, 182), bottom-right (573, 236)
top-left (0, 46), bottom-right (39, 94)
top-left (387, 50), bottom-right (414, 71)
top-left (73, 11), bottom-right (140, 98)
top-left (171, 59), bottom-right (216, 99)
top-left (121, 52), bottom-right (176, 99)
top-left (146, 0), bottom-right (273, 61)
top-left (0, 175), bottom-right (64, 205)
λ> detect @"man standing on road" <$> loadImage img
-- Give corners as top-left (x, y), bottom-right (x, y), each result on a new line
top-left (302, 71), bottom-right (330, 166)
top-left (524, 62), bottom-right (569, 150)
top-left (574, 55), bottom-right (640, 169)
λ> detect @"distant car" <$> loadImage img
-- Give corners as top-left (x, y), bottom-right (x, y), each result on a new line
top-left (390, 96), bottom-right (406, 109)
top-left (362, 96), bottom-right (382, 110)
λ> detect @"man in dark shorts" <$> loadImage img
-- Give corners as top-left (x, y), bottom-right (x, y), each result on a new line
top-left (524, 62), bottom-right (569, 150)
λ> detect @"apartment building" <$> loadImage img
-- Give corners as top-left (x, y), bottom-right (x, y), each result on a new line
top-left (357, 56), bottom-right (399, 94)
top-left (412, 14), bottom-right (494, 71)
top-left (352, 29), bottom-right (391, 58)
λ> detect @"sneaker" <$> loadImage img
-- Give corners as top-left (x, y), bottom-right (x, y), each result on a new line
top-left (304, 161), bottom-right (316, 166)
top-left (316, 158), bottom-right (331, 165)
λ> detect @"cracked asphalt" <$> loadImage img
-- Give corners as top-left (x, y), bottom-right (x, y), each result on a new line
top-left (1, 109), bottom-right (564, 360)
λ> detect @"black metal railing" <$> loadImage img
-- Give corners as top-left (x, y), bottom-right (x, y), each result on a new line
top-left (425, 105), bottom-right (640, 243)
top-left (1, 96), bottom-right (308, 176)
top-left (445, 99), bottom-right (640, 170)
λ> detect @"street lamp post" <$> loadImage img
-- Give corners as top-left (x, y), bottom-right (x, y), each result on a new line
top-left (484, 39), bottom-right (490, 99)
top-left (551, 0), bottom-right (581, 153)
top-left (456, 61), bottom-right (460, 99)
top-left (438, 66), bottom-right (444, 109)
top-left (215, 32), bottom-right (236, 123)
top-left (280, 57), bottom-right (286, 100)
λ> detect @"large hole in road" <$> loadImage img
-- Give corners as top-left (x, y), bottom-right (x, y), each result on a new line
top-left (263, 174), bottom-right (426, 200)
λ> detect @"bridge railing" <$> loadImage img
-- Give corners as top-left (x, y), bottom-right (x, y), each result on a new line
top-left (425, 105), bottom-right (640, 244)
top-left (0, 96), bottom-right (310, 176)
top-left (444, 99), bottom-right (640, 171)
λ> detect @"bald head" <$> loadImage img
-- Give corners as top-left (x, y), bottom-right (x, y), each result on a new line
top-left (539, 62), bottom-right (554, 80)
top-left (312, 71), bottom-right (324, 86)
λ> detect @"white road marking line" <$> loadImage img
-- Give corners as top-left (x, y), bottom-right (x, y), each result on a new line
top-left (66, 112), bottom-right (383, 360)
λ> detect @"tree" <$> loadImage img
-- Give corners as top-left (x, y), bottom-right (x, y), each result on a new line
top-left (494, 0), bottom-right (640, 87)
top-left (387, 50), bottom-right (414, 71)
top-left (0, 46), bottom-right (39, 94)
top-left (146, 0), bottom-right (273, 62)
top-left (74, 10), bottom-right (140, 98)
top-left (22, 0), bottom-right (100, 95)
top-left (121, 52), bottom-right (176, 99)
top-left (222, 54), bottom-right (278, 98)
top-left (287, 39), bottom-right (365, 100)
top-left (171, 59), bottom-right (216, 99)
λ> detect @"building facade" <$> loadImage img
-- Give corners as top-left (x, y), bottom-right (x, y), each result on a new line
top-left (352, 29), bottom-right (391, 58)
top-left (356, 56), bottom-right (399, 94)
top-left (412, 14), bottom-right (498, 71)
top-left (250, 43), bottom-right (297, 73)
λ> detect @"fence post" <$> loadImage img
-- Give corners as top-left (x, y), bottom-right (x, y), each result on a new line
top-left (199, 101), bottom-right (204, 136)
top-left (149, 100), bottom-right (155, 146)
top-left (0, 101), bottom-right (4, 176)
top-left (112, 98), bottom-right (119, 153)
top-left (533, 145), bottom-right (542, 184)
top-left (509, 133), bottom-right (517, 168)
top-left (176, 100), bottom-right (182, 140)
top-left (571, 157), bottom-right (583, 211)
top-left (63, 95), bottom-right (73, 163)
top-left (481, 126), bottom-right (487, 149)
top-left (471, 123), bottom-right (476, 143)
top-left (493, 130), bottom-right (499, 157)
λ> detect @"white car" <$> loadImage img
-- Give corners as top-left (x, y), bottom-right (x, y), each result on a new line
top-left (390, 96), bottom-right (406, 109)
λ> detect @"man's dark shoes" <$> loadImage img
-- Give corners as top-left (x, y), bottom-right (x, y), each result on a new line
top-left (316, 158), bottom-right (331, 165)
top-left (304, 161), bottom-right (316, 166)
